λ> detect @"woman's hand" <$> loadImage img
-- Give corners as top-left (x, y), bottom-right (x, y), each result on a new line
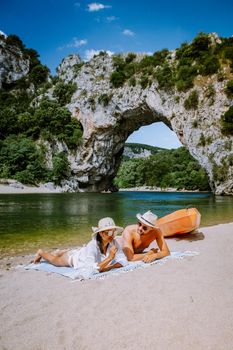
top-left (109, 245), bottom-right (118, 259)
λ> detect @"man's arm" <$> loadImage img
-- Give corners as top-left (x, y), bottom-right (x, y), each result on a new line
top-left (122, 227), bottom-right (148, 261)
top-left (143, 228), bottom-right (170, 263)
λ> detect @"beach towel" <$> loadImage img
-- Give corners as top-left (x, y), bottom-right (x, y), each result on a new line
top-left (24, 251), bottom-right (199, 280)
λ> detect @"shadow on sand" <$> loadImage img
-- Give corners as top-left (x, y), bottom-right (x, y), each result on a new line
top-left (166, 230), bottom-right (205, 242)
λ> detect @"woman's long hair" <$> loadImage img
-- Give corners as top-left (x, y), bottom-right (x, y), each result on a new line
top-left (96, 232), bottom-right (108, 254)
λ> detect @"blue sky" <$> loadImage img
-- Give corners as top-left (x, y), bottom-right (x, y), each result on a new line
top-left (1, 0), bottom-right (232, 148)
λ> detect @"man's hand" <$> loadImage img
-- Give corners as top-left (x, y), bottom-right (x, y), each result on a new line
top-left (109, 245), bottom-right (118, 259)
top-left (146, 248), bottom-right (158, 255)
top-left (143, 252), bottom-right (157, 263)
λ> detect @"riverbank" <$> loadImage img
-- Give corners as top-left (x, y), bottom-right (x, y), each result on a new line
top-left (0, 222), bottom-right (233, 350)
top-left (119, 186), bottom-right (208, 192)
top-left (0, 180), bottom-right (61, 194)
top-left (0, 182), bottom-right (209, 194)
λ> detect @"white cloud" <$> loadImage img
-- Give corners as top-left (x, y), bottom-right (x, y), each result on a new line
top-left (123, 29), bottom-right (135, 37)
top-left (58, 38), bottom-right (88, 51)
top-left (106, 16), bottom-right (117, 22)
top-left (87, 3), bottom-right (111, 12)
top-left (84, 49), bottom-right (114, 61)
top-left (68, 38), bottom-right (88, 48)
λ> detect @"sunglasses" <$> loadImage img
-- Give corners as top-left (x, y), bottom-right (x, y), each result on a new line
top-left (103, 230), bottom-right (116, 237)
top-left (137, 222), bottom-right (150, 231)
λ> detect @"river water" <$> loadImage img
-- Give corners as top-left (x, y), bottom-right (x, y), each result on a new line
top-left (0, 191), bottom-right (232, 257)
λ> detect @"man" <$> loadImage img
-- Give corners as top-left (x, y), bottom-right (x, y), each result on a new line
top-left (122, 210), bottom-right (170, 263)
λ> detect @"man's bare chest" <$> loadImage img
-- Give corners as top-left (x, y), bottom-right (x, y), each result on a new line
top-left (132, 235), bottom-right (155, 253)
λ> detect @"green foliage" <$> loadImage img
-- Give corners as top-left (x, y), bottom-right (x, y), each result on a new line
top-left (53, 81), bottom-right (77, 106)
top-left (0, 135), bottom-right (47, 184)
top-left (205, 84), bottom-right (216, 100)
top-left (34, 99), bottom-right (83, 147)
top-left (73, 62), bottom-right (84, 74)
top-left (115, 146), bottom-right (210, 191)
top-left (52, 152), bottom-right (71, 185)
top-left (192, 120), bottom-right (198, 128)
top-left (153, 49), bottom-right (169, 64)
top-left (221, 106), bottom-right (233, 135)
top-left (129, 77), bottom-right (136, 87)
top-left (110, 49), bottom-right (170, 89)
top-left (64, 125), bottom-right (83, 150)
top-left (190, 33), bottom-right (210, 57)
top-left (125, 53), bottom-right (137, 63)
top-left (110, 71), bottom-right (126, 88)
top-left (200, 55), bottom-right (220, 75)
top-left (112, 55), bottom-right (126, 69)
top-left (198, 133), bottom-right (206, 147)
top-left (87, 96), bottom-right (96, 111)
top-left (5, 34), bottom-right (25, 51)
top-left (212, 160), bottom-right (228, 183)
top-left (98, 93), bottom-right (112, 107)
top-left (154, 63), bottom-right (174, 91)
top-left (184, 90), bottom-right (199, 110)
top-left (225, 80), bottom-right (233, 97)
top-left (109, 33), bottom-right (233, 91)
top-left (29, 65), bottom-right (49, 86)
top-left (224, 140), bottom-right (232, 151)
top-left (140, 76), bottom-right (151, 89)
top-left (175, 65), bottom-right (197, 91)
top-left (0, 33), bottom-right (83, 185)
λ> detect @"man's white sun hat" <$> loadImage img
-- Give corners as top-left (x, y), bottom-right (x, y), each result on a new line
top-left (92, 217), bottom-right (123, 237)
top-left (136, 210), bottom-right (158, 228)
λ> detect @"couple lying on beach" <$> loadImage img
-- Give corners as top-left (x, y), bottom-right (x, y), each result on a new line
top-left (33, 210), bottom-right (170, 273)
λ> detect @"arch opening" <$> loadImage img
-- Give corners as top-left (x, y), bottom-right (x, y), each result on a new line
top-left (127, 122), bottom-right (182, 150)
top-left (111, 121), bottom-right (211, 192)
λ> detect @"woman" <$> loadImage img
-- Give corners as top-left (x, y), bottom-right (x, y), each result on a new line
top-left (33, 217), bottom-right (128, 273)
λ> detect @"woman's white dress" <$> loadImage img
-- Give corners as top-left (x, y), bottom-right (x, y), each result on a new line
top-left (68, 238), bottom-right (128, 274)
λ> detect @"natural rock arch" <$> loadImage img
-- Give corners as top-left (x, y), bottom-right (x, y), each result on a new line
top-left (1, 33), bottom-right (232, 194)
top-left (52, 50), bottom-right (233, 194)
top-left (55, 53), bottom-right (233, 195)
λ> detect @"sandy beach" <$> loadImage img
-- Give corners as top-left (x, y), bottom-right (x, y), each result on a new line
top-left (0, 183), bottom-right (60, 194)
top-left (0, 182), bottom-right (207, 194)
top-left (0, 222), bottom-right (233, 350)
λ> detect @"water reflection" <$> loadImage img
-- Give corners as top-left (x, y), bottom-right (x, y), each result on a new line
top-left (0, 191), bottom-right (232, 257)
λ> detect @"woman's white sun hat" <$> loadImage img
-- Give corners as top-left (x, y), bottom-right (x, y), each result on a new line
top-left (136, 210), bottom-right (158, 228)
top-left (92, 217), bottom-right (123, 237)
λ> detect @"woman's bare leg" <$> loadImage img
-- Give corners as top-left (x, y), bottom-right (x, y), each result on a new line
top-left (33, 249), bottom-right (70, 267)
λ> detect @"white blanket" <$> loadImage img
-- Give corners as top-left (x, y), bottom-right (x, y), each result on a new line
top-left (24, 251), bottom-right (199, 280)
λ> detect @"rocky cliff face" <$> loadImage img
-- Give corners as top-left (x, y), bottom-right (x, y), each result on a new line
top-left (55, 48), bottom-right (233, 195)
top-left (0, 35), bottom-right (30, 88)
top-left (1, 34), bottom-right (233, 195)
top-left (123, 145), bottom-right (153, 159)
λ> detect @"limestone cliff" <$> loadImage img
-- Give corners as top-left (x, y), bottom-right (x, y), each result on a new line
top-left (123, 144), bottom-right (161, 159)
top-left (55, 36), bottom-right (233, 195)
top-left (1, 33), bottom-right (233, 194)
top-left (0, 34), bottom-right (30, 88)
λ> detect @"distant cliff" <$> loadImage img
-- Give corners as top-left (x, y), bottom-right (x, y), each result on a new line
top-left (0, 32), bottom-right (233, 194)
top-left (123, 143), bottom-right (164, 160)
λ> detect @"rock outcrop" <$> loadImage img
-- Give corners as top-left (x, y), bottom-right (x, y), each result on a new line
top-left (123, 145), bottom-right (154, 159)
top-left (0, 35), bottom-right (30, 88)
top-left (1, 34), bottom-right (233, 195)
top-left (54, 48), bottom-right (233, 195)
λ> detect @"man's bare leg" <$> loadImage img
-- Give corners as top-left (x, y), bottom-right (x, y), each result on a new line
top-left (33, 249), bottom-right (70, 267)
